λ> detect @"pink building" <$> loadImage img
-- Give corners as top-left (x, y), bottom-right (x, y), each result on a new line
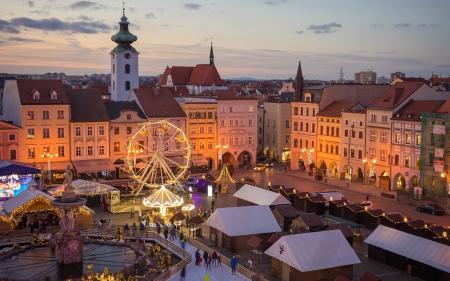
top-left (0, 121), bottom-right (22, 161)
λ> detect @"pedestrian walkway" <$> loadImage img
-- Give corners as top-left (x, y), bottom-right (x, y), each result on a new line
top-left (167, 242), bottom-right (249, 281)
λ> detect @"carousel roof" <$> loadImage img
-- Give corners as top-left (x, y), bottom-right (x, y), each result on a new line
top-left (0, 160), bottom-right (41, 176)
top-left (143, 185), bottom-right (183, 207)
top-left (48, 179), bottom-right (118, 196)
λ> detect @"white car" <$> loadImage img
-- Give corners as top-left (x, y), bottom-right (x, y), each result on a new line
top-left (254, 164), bottom-right (266, 172)
top-left (358, 201), bottom-right (373, 210)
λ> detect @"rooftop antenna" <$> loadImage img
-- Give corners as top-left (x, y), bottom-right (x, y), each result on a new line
top-left (122, 1), bottom-right (125, 15)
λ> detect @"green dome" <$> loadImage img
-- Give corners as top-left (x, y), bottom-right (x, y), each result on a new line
top-left (111, 12), bottom-right (137, 46)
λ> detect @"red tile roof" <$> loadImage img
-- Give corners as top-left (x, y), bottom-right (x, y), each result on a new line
top-left (392, 100), bottom-right (443, 121)
top-left (88, 85), bottom-right (109, 95)
top-left (369, 82), bottom-right (425, 109)
top-left (187, 64), bottom-right (226, 86)
top-left (15, 79), bottom-right (69, 105)
top-left (132, 87), bottom-right (187, 118)
top-left (429, 76), bottom-right (450, 85)
top-left (214, 90), bottom-right (259, 100)
top-left (317, 101), bottom-right (359, 117)
top-left (159, 66), bottom-right (194, 86)
top-left (435, 96), bottom-right (450, 113)
top-left (161, 86), bottom-right (190, 97)
top-left (358, 271), bottom-right (381, 281)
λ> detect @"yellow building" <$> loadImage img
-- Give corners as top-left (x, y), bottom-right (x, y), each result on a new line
top-left (2, 80), bottom-right (71, 184)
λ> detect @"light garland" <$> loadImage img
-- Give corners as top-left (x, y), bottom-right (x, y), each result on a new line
top-left (31, 233), bottom-right (49, 245)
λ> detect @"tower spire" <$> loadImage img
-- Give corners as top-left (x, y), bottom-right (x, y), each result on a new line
top-left (122, 1), bottom-right (125, 16)
top-left (294, 61), bottom-right (304, 102)
top-left (209, 38), bottom-right (214, 66)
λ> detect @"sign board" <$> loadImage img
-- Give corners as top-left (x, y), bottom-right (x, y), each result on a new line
top-left (433, 125), bottom-right (446, 135)
top-left (434, 160), bottom-right (444, 172)
top-left (435, 148), bottom-right (445, 158)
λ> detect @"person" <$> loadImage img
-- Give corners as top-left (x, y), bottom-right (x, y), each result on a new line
top-left (211, 200), bottom-right (215, 210)
top-left (40, 219), bottom-right (46, 233)
top-left (195, 249), bottom-right (200, 265)
top-left (206, 254), bottom-right (212, 270)
top-left (107, 219), bottom-right (112, 230)
top-left (180, 266), bottom-right (186, 281)
top-left (230, 256), bottom-right (237, 275)
top-left (204, 272), bottom-right (210, 281)
top-left (214, 188), bottom-right (218, 198)
top-left (156, 222), bottom-right (161, 235)
top-left (170, 224), bottom-right (176, 241)
top-left (179, 230), bottom-right (184, 241)
top-left (131, 222), bottom-right (137, 231)
top-left (140, 221), bottom-right (145, 231)
top-left (124, 222), bottom-right (130, 231)
top-left (285, 166), bottom-right (288, 173)
top-left (203, 250), bottom-right (209, 268)
top-left (246, 258), bottom-right (253, 269)
top-left (217, 253), bottom-right (222, 267)
top-left (130, 206), bottom-right (135, 218)
top-left (211, 251), bottom-right (218, 267)
top-left (180, 239), bottom-right (186, 249)
top-left (185, 215), bottom-right (190, 227)
top-left (366, 195), bottom-right (370, 201)
top-left (97, 220), bottom-right (102, 228)
top-left (138, 207), bottom-right (142, 221)
top-left (163, 225), bottom-right (169, 239)
top-left (145, 214), bottom-right (150, 226)
top-left (334, 168), bottom-right (338, 176)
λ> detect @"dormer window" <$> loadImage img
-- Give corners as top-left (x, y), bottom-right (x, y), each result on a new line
top-left (50, 89), bottom-right (58, 101)
top-left (31, 89), bottom-right (41, 100)
top-left (304, 93), bottom-right (312, 102)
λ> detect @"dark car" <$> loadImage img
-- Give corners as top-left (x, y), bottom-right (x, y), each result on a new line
top-left (187, 177), bottom-right (197, 187)
top-left (265, 161), bottom-right (274, 168)
top-left (416, 204), bottom-right (445, 215)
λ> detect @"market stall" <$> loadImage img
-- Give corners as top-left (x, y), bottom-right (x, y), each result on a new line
top-left (0, 160), bottom-right (41, 200)
top-left (271, 205), bottom-right (299, 232)
top-left (233, 184), bottom-right (291, 207)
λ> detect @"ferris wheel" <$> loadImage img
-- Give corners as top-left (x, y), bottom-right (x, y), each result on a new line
top-left (125, 120), bottom-right (191, 195)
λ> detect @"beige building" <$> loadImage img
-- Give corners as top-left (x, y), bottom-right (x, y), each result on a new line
top-left (264, 97), bottom-right (292, 162)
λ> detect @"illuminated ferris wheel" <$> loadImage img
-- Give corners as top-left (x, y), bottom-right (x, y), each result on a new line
top-left (125, 120), bottom-right (190, 195)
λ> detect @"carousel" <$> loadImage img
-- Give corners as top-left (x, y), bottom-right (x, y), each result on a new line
top-left (0, 160), bottom-right (41, 200)
top-left (142, 185), bottom-right (183, 221)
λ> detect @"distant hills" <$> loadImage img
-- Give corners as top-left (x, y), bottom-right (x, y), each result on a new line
top-left (226, 77), bottom-right (259, 81)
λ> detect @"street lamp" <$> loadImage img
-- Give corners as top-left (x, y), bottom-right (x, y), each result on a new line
top-left (41, 152), bottom-right (58, 186)
top-left (363, 158), bottom-right (376, 194)
top-left (215, 144), bottom-right (228, 174)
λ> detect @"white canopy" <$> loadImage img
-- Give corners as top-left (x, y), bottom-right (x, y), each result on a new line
top-left (48, 179), bottom-right (118, 196)
top-left (265, 230), bottom-right (360, 272)
top-left (233, 184), bottom-right (291, 206)
top-left (365, 225), bottom-right (450, 273)
top-left (206, 205), bottom-right (281, 236)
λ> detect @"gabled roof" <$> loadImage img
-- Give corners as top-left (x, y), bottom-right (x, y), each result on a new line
top-left (233, 184), bottom-right (292, 206)
top-left (365, 225), bottom-right (450, 273)
top-left (206, 205), bottom-right (281, 236)
top-left (317, 101), bottom-right (359, 117)
top-left (369, 82), bottom-right (425, 109)
top-left (132, 87), bottom-right (187, 118)
top-left (66, 89), bottom-right (110, 123)
top-left (436, 96), bottom-right (450, 114)
top-left (1, 188), bottom-right (54, 215)
top-left (214, 90), bottom-right (259, 100)
top-left (103, 100), bottom-right (147, 120)
top-left (187, 64), bottom-right (226, 86)
top-left (0, 120), bottom-right (21, 129)
top-left (159, 66), bottom-right (194, 85)
top-left (15, 79), bottom-right (70, 105)
top-left (392, 100), bottom-right (443, 121)
top-left (328, 223), bottom-right (355, 238)
top-left (299, 213), bottom-right (323, 228)
top-left (88, 85), bottom-right (110, 95)
top-left (264, 230), bottom-right (360, 272)
top-left (273, 205), bottom-right (298, 219)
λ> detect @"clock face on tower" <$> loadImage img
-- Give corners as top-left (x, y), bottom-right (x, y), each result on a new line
top-left (124, 53), bottom-right (131, 59)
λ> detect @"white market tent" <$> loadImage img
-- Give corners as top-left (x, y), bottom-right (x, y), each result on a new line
top-left (206, 205), bottom-right (281, 236)
top-left (365, 225), bottom-right (450, 273)
top-left (233, 184), bottom-right (291, 206)
top-left (48, 179), bottom-right (118, 196)
top-left (264, 230), bottom-right (360, 272)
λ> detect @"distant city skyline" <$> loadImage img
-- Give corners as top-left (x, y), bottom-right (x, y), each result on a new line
top-left (0, 0), bottom-right (449, 80)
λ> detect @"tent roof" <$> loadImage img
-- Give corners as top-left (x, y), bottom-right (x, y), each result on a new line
top-left (233, 184), bottom-right (291, 206)
top-left (264, 230), bottom-right (360, 272)
top-left (143, 185), bottom-right (183, 207)
top-left (206, 205), bottom-right (281, 236)
top-left (0, 160), bottom-right (41, 176)
top-left (48, 179), bottom-right (118, 196)
top-left (365, 225), bottom-right (450, 273)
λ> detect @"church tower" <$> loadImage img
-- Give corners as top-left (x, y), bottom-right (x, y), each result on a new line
top-left (110, 8), bottom-right (139, 101)
top-left (209, 42), bottom-right (214, 66)
top-left (293, 61), bottom-right (303, 102)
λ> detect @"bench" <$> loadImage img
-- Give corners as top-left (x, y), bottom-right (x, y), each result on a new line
top-left (381, 192), bottom-right (395, 199)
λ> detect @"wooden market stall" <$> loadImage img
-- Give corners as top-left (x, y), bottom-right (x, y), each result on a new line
top-left (401, 219), bottom-right (425, 237)
top-left (235, 176), bottom-right (256, 190)
top-left (361, 209), bottom-right (384, 230)
top-left (233, 184), bottom-right (291, 207)
top-left (380, 212), bottom-right (406, 230)
top-left (327, 223), bottom-right (355, 247)
top-left (293, 192), bottom-right (312, 212)
top-left (271, 205), bottom-right (299, 232)
top-left (292, 213), bottom-right (324, 233)
top-left (305, 195), bottom-right (326, 215)
top-left (267, 184), bottom-right (296, 203)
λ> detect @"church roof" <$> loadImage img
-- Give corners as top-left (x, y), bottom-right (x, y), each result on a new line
top-left (160, 67), bottom-right (194, 85)
top-left (187, 64), bottom-right (226, 86)
top-left (66, 89), bottom-right (110, 122)
top-left (132, 87), bottom-right (187, 118)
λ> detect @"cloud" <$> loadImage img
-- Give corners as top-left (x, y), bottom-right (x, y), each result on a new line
top-left (27, 1), bottom-right (34, 7)
top-left (10, 17), bottom-right (111, 34)
top-left (184, 3), bottom-right (202, 10)
top-left (77, 14), bottom-right (92, 21)
top-left (145, 13), bottom-right (155, 18)
top-left (417, 23), bottom-right (438, 28)
top-left (8, 36), bottom-right (42, 42)
top-left (395, 23), bottom-right (410, 28)
top-left (296, 31), bottom-right (304, 35)
top-left (69, 1), bottom-right (106, 10)
top-left (0, 19), bottom-right (20, 33)
top-left (263, 0), bottom-right (290, 4)
top-left (30, 10), bottom-right (50, 15)
top-left (307, 22), bottom-right (342, 34)
top-left (371, 24), bottom-right (384, 28)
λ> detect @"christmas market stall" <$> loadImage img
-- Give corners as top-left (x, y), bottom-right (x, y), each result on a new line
top-left (233, 184), bottom-right (291, 207)
top-left (0, 188), bottom-right (94, 231)
top-left (327, 223), bottom-right (355, 247)
top-left (0, 160), bottom-right (41, 200)
top-left (293, 191), bottom-right (312, 212)
top-left (235, 175), bottom-right (256, 190)
top-left (361, 209), bottom-right (384, 230)
top-left (265, 230), bottom-right (360, 281)
top-left (292, 213), bottom-right (325, 233)
top-left (401, 219), bottom-right (426, 237)
top-left (366, 225), bottom-right (450, 281)
top-left (271, 205), bottom-right (299, 232)
top-left (206, 205), bottom-right (281, 252)
top-left (380, 212), bottom-right (406, 230)
top-left (420, 224), bottom-right (450, 246)
top-left (305, 195), bottom-right (326, 215)
top-left (267, 183), bottom-right (296, 203)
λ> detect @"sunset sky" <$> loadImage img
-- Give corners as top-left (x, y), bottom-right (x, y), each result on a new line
top-left (0, 0), bottom-right (449, 80)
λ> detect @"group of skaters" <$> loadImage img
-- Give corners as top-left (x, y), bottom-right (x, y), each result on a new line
top-left (194, 249), bottom-right (222, 269)
top-left (15, 213), bottom-right (59, 233)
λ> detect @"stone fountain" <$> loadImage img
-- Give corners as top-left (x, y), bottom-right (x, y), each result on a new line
top-left (51, 166), bottom-right (87, 264)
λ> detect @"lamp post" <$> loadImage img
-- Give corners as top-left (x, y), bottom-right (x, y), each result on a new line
top-left (41, 152), bottom-right (58, 186)
top-left (363, 158), bottom-right (376, 194)
top-left (215, 144), bottom-right (228, 175)
top-left (131, 147), bottom-right (143, 187)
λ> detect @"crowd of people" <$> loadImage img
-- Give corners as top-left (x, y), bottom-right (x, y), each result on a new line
top-left (15, 212), bottom-right (59, 233)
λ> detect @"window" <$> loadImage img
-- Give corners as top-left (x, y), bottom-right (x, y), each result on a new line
top-left (267, 119), bottom-right (269, 127)
top-left (326, 144), bottom-right (329, 153)
top-left (312, 123), bottom-right (315, 133)
top-left (320, 126), bottom-right (323, 135)
top-left (343, 148), bottom-right (348, 157)
top-left (394, 154), bottom-right (399, 165)
top-left (405, 156), bottom-right (410, 167)
top-left (208, 112), bottom-right (212, 119)
top-left (294, 107), bottom-right (298, 115)
top-left (300, 107), bottom-right (304, 115)
top-left (360, 121), bottom-right (363, 126)
top-left (305, 140), bottom-right (308, 149)
top-left (395, 131), bottom-right (400, 143)
top-left (87, 146), bottom-right (93, 156)
top-left (28, 147), bottom-right (35, 159)
top-left (229, 138), bottom-right (233, 146)
top-left (99, 145), bottom-right (105, 155)
top-left (306, 123), bottom-right (309, 132)
top-left (57, 128), bottom-right (64, 138)
top-left (240, 120), bottom-right (244, 126)
top-left (294, 139), bottom-right (298, 147)
top-left (326, 127), bottom-right (329, 136)
top-left (249, 119), bottom-right (253, 126)
top-left (43, 146), bottom-right (50, 154)
top-left (331, 127), bottom-right (334, 136)
top-left (336, 128), bottom-right (339, 137)
top-left (300, 139), bottom-right (304, 149)
top-left (43, 128), bottom-right (50, 138)
top-left (230, 120), bottom-right (233, 126)
top-left (381, 150), bottom-right (387, 161)
top-left (382, 116), bottom-right (388, 123)
top-left (319, 143), bottom-right (322, 152)
top-left (358, 150), bottom-right (362, 159)
top-left (344, 129), bottom-right (349, 137)
top-left (312, 108), bottom-right (316, 117)
top-left (345, 120), bottom-right (348, 125)
top-left (370, 130), bottom-right (376, 141)
top-left (416, 134), bottom-right (422, 146)
top-left (359, 131), bottom-right (363, 139)
top-left (58, 146), bottom-right (65, 157)
top-left (221, 138), bottom-right (225, 145)
top-left (405, 132), bottom-right (411, 144)
top-left (350, 149), bottom-right (355, 158)
top-left (249, 106), bottom-right (254, 112)
top-left (220, 120), bottom-right (225, 127)
top-left (27, 111), bottom-right (35, 120)
top-left (57, 110), bottom-right (64, 119)
top-left (99, 126), bottom-right (105, 135)
top-left (272, 135), bottom-right (275, 142)
top-left (191, 127), bottom-right (196, 134)
top-left (371, 115), bottom-right (377, 122)
top-left (190, 113), bottom-right (195, 119)
top-left (294, 122), bottom-right (298, 130)
top-left (221, 106), bottom-right (225, 113)
top-left (208, 142), bottom-right (213, 149)
top-left (351, 130), bottom-right (356, 138)
top-left (10, 150), bottom-right (16, 160)
top-left (114, 142), bottom-right (120, 152)
top-left (27, 128), bottom-right (35, 139)
top-left (312, 141), bottom-right (315, 150)
top-left (273, 120), bottom-right (275, 128)
top-left (199, 127), bottom-right (205, 134)
top-left (369, 148), bottom-right (376, 159)
top-left (42, 110), bottom-right (49, 120)
top-left (286, 135), bottom-right (290, 143)
top-left (286, 120), bottom-right (290, 128)
top-left (381, 131), bottom-right (387, 142)
top-left (114, 127), bottom-right (119, 135)
top-left (200, 112), bottom-right (205, 118)
top-left (113, 81), bottom-right (115, 90)
top-left (87, 126), bottom-right (93, 136)
top-left (300, 122), bottom-right (304, 131)
top-left (113, 64), bottom-right (115, 74)
top-left (415, 157), bottom-right (421, 170)
top-left (248, 136), bottom-right (253, 145)
top-left (208, 126), bottom-right (213, 134)
top-left (125, 81), bottom-right (130, 91)
top-left (306, 108), bottom-right (309, 116)
top-left (127, 127), bottom-right (132, 134)
top-left (200, 143), bottom-right (205, 150)
top-left (76, 147), bottom-right (82, 156)
top-left (125, 64), bottom-right (130, 73)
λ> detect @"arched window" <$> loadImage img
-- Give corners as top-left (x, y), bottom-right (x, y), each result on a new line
top-left (113, 64), bottom-right (115, 74)
top-left (113, 81), bottom-right (115, 90)
top-left (125, 81), bottom-right (130, 91)
top-left (125, 64), bottom-right (130, 74)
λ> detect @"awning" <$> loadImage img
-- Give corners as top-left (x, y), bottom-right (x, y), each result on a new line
top-left (191, 154), bottom-right (208, 165)
top-left (36, 161), bottom-right (72, 171)
top-left (72, 159), bottom-right (115, 174)
top-left (0, 160), bottom-right (41, 176)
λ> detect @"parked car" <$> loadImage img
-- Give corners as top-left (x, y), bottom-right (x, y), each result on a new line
top-left (358, 201), bottom-right (373, 210)
top-left (187, 177), bottom-right (197, 187)
top-left (254, 164), bottom-right (266, 172)
top-left (416, 204), bottom-right (445, 215)
top-left (265, 161), bottom-right (274, 168)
